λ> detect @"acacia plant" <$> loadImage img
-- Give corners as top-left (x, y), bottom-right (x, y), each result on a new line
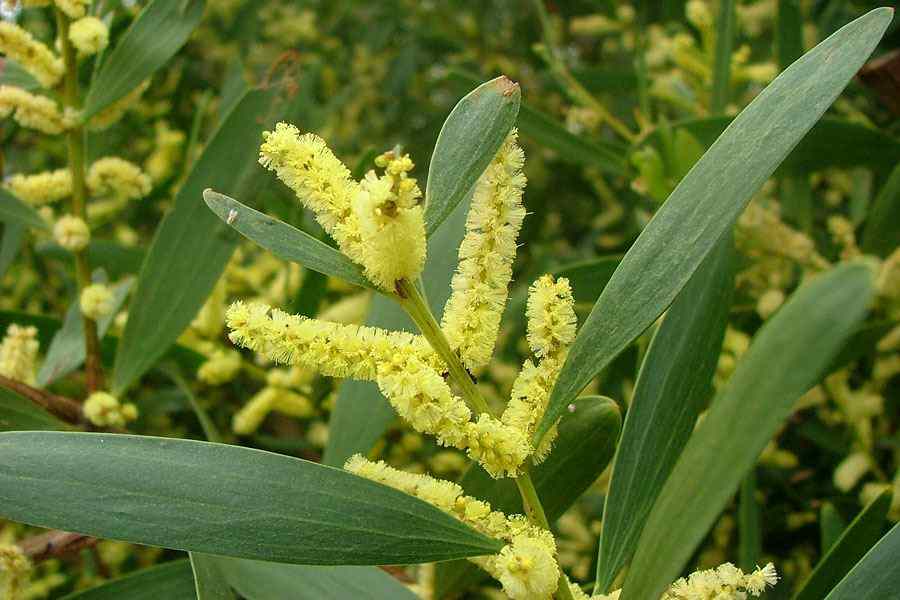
top-left (0, 2), bottom-right (898, 600)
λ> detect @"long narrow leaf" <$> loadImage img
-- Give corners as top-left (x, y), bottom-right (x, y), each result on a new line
top-left (622, 261), bottom-right (875, 600)
top-left (824, 522), bottom-right (900, 600)
top-left (0, 188), bottom-right (49, 230)
top-left (61, 560), bottom-right (196, 599)
top-left (0, 432), bottom-right (501, 565)
top-left (204, 190), bottom-right (373, 290)
top-left (536, 8), bottom-right (893, 443)
top-left (595, 237), bottom-right (734, 592)
top-left (83, 0), bottom-right (205, 118)
top-left (425, 76), bottom-right (520, 234)
top-left (794, 490), bottom-right (892, 600)
top-left (0, 388), bottom-right (67, 432)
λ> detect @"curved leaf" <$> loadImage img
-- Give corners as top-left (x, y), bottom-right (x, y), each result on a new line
top-left (0, 388), bottom-right (67, 432)
top-left (553, 256), bottom-right (622, 305)
top-left (622, 261), bottom-right (875, 600)
top-left (191, 553), bottom-right (236, 600)
top-left (824, 522), bottom-right (900, 600)
top-left (425, 76), bottom-right (520, 235)
top-left (795, 489), bottom-right (892, 600)
top-left (204, 190), bottom-right (373, 290)
top-left (0, 432), bottom-right (501, 565)
top-left (595, 237), bottom-right (734, 592)
top-left (861, 162), bottom-right (900, 256)
top-left (83, 0), bottom-right (206, 118)
top-left (536, 8), bottom-right (893, 443)
top-left (61, 560), bottom-right (196, 599)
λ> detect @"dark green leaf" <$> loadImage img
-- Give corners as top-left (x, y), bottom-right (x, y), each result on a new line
top-left (0, 222), bottom-right (25, 278)
top-left (711, 0), bottom-right (735, 114)
top-left (537, 8), bottom-right (893, 443)
top-left (436, 396), bottom-right (621, 599)
top-left (37, 276), bottom-right (132, 386)
top-left (61, 560), bottom-right (196, 599)
top-left (0, 388), bottom-right (67, 432)
top-left (0, 432), bottom-right (501, 564)
top-left (191, 553), bottom-right (236, 600)
top-left (425, 76), bottom-right (520, 235)
top-left (777, 0), bottom-right (806, 69)
top-left (824, 522), bottom-right (900, 600)
top-left (83, 0), bottom-right (206, 118)
top-left (112, 87), bottom-right (290, 394)
top-left (595, 237), bottom-right (734, 592)
top-left (213, 557), bottom-right (419, 600)
top-left (204, 190), bottom-right (374, 290)
top-left (622, 262), bottom-right (875, 600)
top-left (795, 490), bottom-right (892, 600)
top-left (0, 187), bottom-right (49, 230)
top-left (861, 162), bottom-right (900, 256)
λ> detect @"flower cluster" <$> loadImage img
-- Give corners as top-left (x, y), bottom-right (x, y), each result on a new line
top-left (588, 562), bottom-right (778, 600)
top-left (0, 324), bottom-right (39, 385)
top-left (82, 391), bottom-right (138, 428)
top-left (346, 455), bottom-right (560, 600)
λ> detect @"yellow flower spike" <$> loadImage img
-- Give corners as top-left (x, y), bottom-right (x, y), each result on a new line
top-left (83, 391), bottom-right (139, 428)
top-left (197, 349), bottom-right (242, 386)
top-left (53, 214), bottom-right (90, 251)
top-left (441, 129), bottom-right (527, 371)
top-left (225, 301), bottom-right (440, 380)
top-left (525, 275), bottom-right (577, 359)
top-left (345, 456), bottom-right (559, 600)
top-left (144, 120), bottom-right (185, 183)
top-left (0, 21), bottom-right (63, 88)
top-left (465, 414), bottom-right (531, 478)
top-left (659, 561), bottom-right (778, 599)
top-left (0, 85), bottom-right (68, 134)
top-left (79, 283), bottom-right (114, 320)
top-left (0, 324), bottom-right (39, 385)
top-left (69, 16), bottom-right (109, 57)
top-left (7, 169), bottom-right (73, 206)
top-left (258, 123), bottom-right (363, 256)
top-left (352, 169), bottom-right (426, 291)
top-left (53, 0), bottom-right (90, 19)
top-left (376, 354), bottom-right (471, 448)
top-left (0, 544), bottom-right (31, 600)
top-left (232, 387), bottom-right (314, 435)
top-left (86, 157), bottom-right (152, 202)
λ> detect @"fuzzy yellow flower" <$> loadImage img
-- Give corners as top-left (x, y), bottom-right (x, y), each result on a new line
top-left (232, 386), bottom-right (314, 435)
top-left (54, 0), bottom-right (89, 19)
top-left (7, 169), bottom-right (72, 206)
top-left (352, 159), bottom-right (426, 290)
top-left (80, 283), bottom-right (114, 319)
top-left (197, 348), bottom-right (242, 386)
top-left (345, 455), bottom-right (559, 600)
top-left (69, 16), bottom-right (109, 56)
top-left (0, 85), bottom-right (68, 134)
top-left (87, 157), bottom-right (152, 201)
top-left (83, 391), bottom-right (138, 428)
top-left (0, 324), bottom-right (39, 385)
top-left (0, 21), bottom-right (63, 88)
top-left (441, 129), bottom-right (527, 371)
top-left (53, 214), bottom-right (90, 251)
top-left (0, 544), bottom-right (31, 600)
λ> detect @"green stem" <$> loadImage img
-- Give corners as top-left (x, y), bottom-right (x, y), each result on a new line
top-left (56, 9), bottom-right (103, 393)
top-left (395, 278), bottom-right (493, 416)
top-left (395, 278), bottom-right (575, 600)
top-left (711, 0), bottom-right (735, 115)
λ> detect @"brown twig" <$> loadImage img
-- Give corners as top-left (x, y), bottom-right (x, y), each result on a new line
top-left (0, 374), bottom-right (82, 424)
top-left (18, 531), bottom-right (96, 563)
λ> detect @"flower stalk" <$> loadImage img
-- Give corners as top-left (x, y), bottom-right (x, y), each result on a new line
top-left (55, 8), bottom-right (103, 392)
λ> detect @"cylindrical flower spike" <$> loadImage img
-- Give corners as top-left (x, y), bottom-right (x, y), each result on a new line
top-left (87, 157), bottom-right (152, 202)
top-left (69, 16), bottom-right (109, 57)
top-left (83, 391), bottom-right (138, 428)
top-left (258, 123), bottom-right (364, 262)
top-left (0, 324), bottom-right (39, 385)
top-left (54, 0), bottom-right (90, 19)
top-left (502, 275), bottom-right (576, 462)
top-left (7, 169), bottom-right (73, 206)
top-left (345, 455), bottom-right (559, 600)
top-left (0, 85), bottom-right (68, 134)
top-left (53, 214), bottom-right (90, 251)
top-left (352, 152), bottom-right (426, 290)
top-left (225, 301), bottom-right (441, 379)
top-left (0, 21), bottom-right (63, 88)
top-left (80, 283), bottom-right (114, 320)
top-left (441, 129), bottom-right (527, 371)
